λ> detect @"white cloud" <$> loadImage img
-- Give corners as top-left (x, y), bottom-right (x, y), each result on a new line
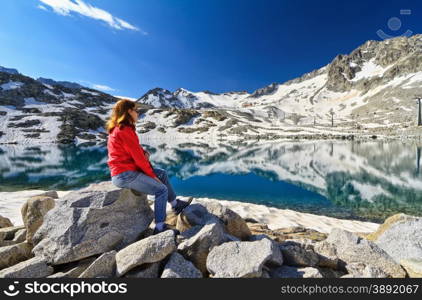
top-left (92, 84), bottom-right (116, 92)
top-left (38, 0), bottom-right (146, 33)
top-left (37, 4), bottom-right (48, 11)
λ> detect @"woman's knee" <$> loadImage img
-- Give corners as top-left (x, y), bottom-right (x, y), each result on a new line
top-left (155, 183), bottom-right (168, 195)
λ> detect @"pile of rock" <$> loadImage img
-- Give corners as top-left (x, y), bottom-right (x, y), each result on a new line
top-left (0, 182), bottom-right (420, 278)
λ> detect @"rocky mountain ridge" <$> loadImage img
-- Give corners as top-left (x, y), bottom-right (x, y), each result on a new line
top-left (1, 35), bottom-right (422, 145)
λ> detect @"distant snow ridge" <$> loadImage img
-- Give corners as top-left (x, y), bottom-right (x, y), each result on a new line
top-left (37, 77), bottom-right (85, 90)
top-left (136, 34), bottom-right (422, 132)
top-left (0, 66), bottom-right (19, 75)
top-left (1, 34), bottom-right (422, 145)
top-left (137, 87), bottom-right (250, 109)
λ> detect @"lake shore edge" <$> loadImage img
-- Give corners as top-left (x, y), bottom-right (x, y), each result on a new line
top-left (1, 188), bottom-right (380, 234)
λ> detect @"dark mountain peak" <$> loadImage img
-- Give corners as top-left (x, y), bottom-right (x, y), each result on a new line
top-left (37, 77), bottom-right (85, 90)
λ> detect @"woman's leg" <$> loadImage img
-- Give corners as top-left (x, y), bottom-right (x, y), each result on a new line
top-left (152, 167), bottom-right (192, 214)
top-left (121, 171), bottom-right (169, 224)
top-left (153, 167), bottom-right (177, 203)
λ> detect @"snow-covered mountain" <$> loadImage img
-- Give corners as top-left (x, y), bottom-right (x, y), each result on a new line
top-left (139, 35), bottom-right (422, 123)
top-left (0, 66), bottom-right (19, 75)
top-left (0, 69), bottom-right (116, 145)
top-left (1, 34), bottom-right (422, 145)
top-left (137, 87), bottom-right (250, 109)
top-left (36, 77), bottom-right (85, 90)
top-left (136, 34), bottom-right (422, 141)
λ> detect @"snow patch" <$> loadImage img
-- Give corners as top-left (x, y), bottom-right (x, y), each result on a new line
top-left (351, 181), bottom-right (391, 202)
top-left (351, 59), bottom-right (391, 82)
top-left (81, 89), bottom-right (100, 96)
top-left (0, 81), bottom-right (24, 90)
top-left (24, 98), bottom-right (46, 106)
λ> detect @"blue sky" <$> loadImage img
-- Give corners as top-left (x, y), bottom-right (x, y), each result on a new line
top-left (0, 0), bottom-right (421, 98)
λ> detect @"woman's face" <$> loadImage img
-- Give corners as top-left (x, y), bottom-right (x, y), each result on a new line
top-left (128, 108), bottom-right (138, 123)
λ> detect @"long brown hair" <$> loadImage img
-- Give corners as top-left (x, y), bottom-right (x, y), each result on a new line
top-left (106, 99), bottom-right (136, 133)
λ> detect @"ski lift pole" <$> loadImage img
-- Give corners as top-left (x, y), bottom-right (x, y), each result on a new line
top-left (416, 97), bottom-right (422, 126)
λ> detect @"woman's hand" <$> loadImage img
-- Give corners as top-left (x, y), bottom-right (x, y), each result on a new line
top-left (154, 177), bottom-right (162, 184)
top-left (144, 150), bottom-right (150, 159)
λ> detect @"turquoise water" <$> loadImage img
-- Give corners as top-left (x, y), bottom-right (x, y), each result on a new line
top-left (1, 140), bottom-right (422, 222)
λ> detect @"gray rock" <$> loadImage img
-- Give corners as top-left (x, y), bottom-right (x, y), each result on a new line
top-left (161, 252), bottom-right (202, 278)
top-left (279, 239), bottom-right (340, 270)
top-left (345, 262), bottom-right (388, 278)
top-left (271, 266), bottom-right (324, 278)
top-left (249, 235), bottom-right (284, 266)
top-left (0, 257), bottom-right (53, 278)
top-left (175, 225), bottom-right (202, 244)
top-left (123, 262), bottom-right (160, 278)
top-left (326, 228), bottom-right (406, 278)
top-left (34, 191), bottom-right (59, 199)
top-left (178, 221), bottom-right (227, 274)
top-left (0, 240), bottom-right (19, 247)
top-left (47, 257), bottom-right (96, 278)
top-left (400, 259), bottom-right (422, 278)
top-left (116, 230), bottom-right (176, 276)
top-left (32, 182), bottom-right (154, 265)
top-left (0, 215), bottom-right (13, 229)
top-left (21, 196), bottom-right (55, 244)
top-left (375, 217), bottom-right (422, 264)
top-left (176, 200), bottom-right (251, 240)
top-left (206, 238), bottom-right (283, 278)
top-left (280, 240), bottom-right (320, 267)
top-left (0, 225), bottom-right (26, 240)
top-left (317, 267), bottom-right (346, 278)
top-left (0, 242), bottom-right (33, 269)
top-left (313, 240), bottom-right (340, 269)
top-left (78, 251), bottom-right (116, 278)
top-left (12, 228), bottom-right (27, 243)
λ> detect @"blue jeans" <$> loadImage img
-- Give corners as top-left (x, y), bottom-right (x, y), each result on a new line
top-left (111, 168), bottom-right (177, 223)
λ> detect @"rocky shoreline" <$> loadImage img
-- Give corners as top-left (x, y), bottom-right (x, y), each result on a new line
top-left (0, 182), bottom-right (421, 278)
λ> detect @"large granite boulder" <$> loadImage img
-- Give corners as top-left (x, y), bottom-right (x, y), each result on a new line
top-left (279, 240), bottom-right (320, 267)
top-left (161, 252), bottom-right (202, 278)
top-left (176, 200), bottom-right (251, 240)
top-left (178, 221), bottom-right (227, 274)
top-left (78, 251), bottom-right (116, 278)
top-left (206, 238), bottom-right (283, 278)
top-left (32, 182), bottom-right (154, 265)
top-left (48, 257), bottom-right (96, 278)
top-left (0, 215), bottom-right (13, 228)
top-left (123, 262), bottom-right (161, 278)
top-left (247, 223), bottom-right (327, 242)
top-left (345, 262), bottom-right (388, 278)
top-left (0, 242), bottom-right (33, 270)
top-left (365, 214), bottom-right (417, 241)
top-left (0, 257), bottom-right (53, 278)
top-left (326, 228), bottom-right (406, 278)
top-left (372, 215), bottom-right (422, 264)
top-left (21, 195), bottom-right (55, 244)
top-left (115, 230), bottom-right (176, 277)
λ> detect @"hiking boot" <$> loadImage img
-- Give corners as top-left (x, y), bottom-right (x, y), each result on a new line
top-left (172, 197), bottom-right (193, 215)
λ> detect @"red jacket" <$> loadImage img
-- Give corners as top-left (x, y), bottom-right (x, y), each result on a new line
top-left (107, 124), bottom-right (157, 179)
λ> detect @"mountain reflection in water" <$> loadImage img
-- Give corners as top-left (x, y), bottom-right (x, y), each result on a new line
top-left (1, 140), bottom-right (421, 222)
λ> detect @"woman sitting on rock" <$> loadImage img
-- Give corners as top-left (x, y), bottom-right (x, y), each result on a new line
top-left (106, 99), bottom-right (192, 234)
